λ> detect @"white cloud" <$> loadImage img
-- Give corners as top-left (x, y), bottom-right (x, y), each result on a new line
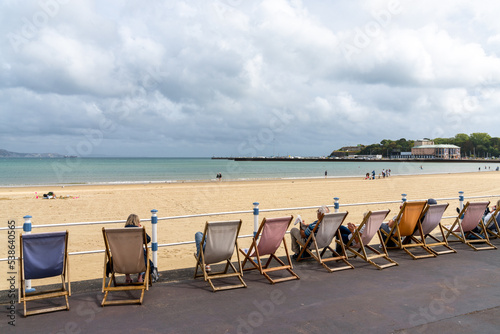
top-left (1, 0), bottom-right (500, 157)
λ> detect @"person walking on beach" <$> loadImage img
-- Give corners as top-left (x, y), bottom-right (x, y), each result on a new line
top-left (372, 170), bottom-right (375, 180)
top-left (324, 170), bottom-right (327, 178)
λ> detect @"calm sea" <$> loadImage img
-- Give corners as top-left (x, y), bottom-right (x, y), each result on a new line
top-left (0, 157), bottom-right (498, 186)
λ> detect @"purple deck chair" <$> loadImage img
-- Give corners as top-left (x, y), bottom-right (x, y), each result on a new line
top-left (443, 201), bottom-right (496, 251)
top-left (19, 231), bottom-right (70, 317)
top-left (240, 216), bottom-right (299, 283)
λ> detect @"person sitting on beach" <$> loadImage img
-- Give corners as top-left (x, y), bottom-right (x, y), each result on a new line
top-left (290, 205), bottom-right (330, 260)
top-left (43, 191), bottom-right (56, 199)
top-left (379, 206), bottom-right (402, 247)
top-left (475, 199), bottom-right (500, 234)
top-left (124, 214), bottom-right (151, 283)
top-left (485, 200), bottom-right (500, 232)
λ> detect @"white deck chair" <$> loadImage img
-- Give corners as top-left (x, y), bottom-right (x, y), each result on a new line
top-left (194, 220), bottom-right (247, 292)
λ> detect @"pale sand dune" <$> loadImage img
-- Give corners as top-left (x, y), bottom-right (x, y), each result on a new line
top-left (1, 172), bottom-right (500, 291)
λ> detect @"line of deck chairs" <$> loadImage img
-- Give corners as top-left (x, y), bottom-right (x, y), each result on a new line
top-left (18, 200), bottom-right (500, 316)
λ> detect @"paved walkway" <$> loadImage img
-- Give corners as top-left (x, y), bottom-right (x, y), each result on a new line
top-left (3, 241), bottom-right (500, 334)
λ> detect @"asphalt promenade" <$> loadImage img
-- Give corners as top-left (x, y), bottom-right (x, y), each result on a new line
top-left (2, 240), bottom-right (500, 334)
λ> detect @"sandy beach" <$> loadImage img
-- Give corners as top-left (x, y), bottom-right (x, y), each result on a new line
top-left (1, 171), bottom-right (500, 291)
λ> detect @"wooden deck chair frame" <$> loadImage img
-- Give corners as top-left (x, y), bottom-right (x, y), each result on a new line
top-left (194, 220), bottom-right (247, 292)
top-left (296, 212), bottom-right (354, 273)
top-left (443, 201), bottom-right (496, 251)
top-left (19, 231), bottom-right (71, 317)
top-left (408, 203), bottom-right (456, 255)
top-left (484, 205), bottom-right (500, 239)
top-left (239, 216), bottom-right (299, 284)
top-left (345, 210), bottom-right (398, 270)
top-left (383, 201), bottom-right (435, 259)
top-left (101, 227), bottom-right (150, 306)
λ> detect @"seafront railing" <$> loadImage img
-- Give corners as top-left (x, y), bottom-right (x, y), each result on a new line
top-left (2, 191), bottom-right (499, 275)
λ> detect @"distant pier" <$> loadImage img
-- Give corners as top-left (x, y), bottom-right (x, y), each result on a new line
top-left (212, 156), bottom-right (499, 163)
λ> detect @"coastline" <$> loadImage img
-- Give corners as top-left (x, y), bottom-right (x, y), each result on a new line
top-left (0, 168), bottom-right (498, 189)
top-left (1, 171), bottom-right (500, 291)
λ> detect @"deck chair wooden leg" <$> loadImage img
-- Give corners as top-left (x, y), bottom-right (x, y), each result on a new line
top-left (265, 254), bottom-right (300, 283)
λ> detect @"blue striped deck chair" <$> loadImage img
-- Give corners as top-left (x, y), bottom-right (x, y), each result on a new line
top-left (19, 231), bottom-right (70, 317)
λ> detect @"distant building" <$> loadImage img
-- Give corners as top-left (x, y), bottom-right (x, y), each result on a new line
top-left (411, 140), bottom-right (460, 159)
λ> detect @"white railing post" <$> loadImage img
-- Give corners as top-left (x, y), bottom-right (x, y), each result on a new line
top-left (23, 215), bottom-right (35, 293)
top-left (150, 209), bottom-right (158, 272)
top-left (334, 197), bottom-right (340, 213)
top-left (253, 202), bottom-right (259, 237)
top-left (459, 191), bottom-right (464, 212)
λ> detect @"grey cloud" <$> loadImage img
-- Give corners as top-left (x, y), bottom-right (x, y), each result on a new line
top-left (1, 0), bottom-right (500, 157)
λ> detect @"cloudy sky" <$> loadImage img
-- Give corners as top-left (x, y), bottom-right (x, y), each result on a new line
top-left (1, 0), bottom-right (500, 157)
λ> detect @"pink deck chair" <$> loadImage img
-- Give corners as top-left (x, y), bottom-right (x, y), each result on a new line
top-left (409, 203), bottom-right (456, 255)
top-left (240, 216), bottom-right (299, 284)
top-left (443, 201), bottom-right (496, 251)
top-left (296, 212), bottom-right (354, 273)
top-left (345, 210), bottom-right (398, 270)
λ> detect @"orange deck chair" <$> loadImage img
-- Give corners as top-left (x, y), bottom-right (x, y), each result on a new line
top-left (382, 201), bottom-right (435, 259)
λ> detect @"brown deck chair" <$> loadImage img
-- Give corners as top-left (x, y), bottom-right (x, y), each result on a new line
top-left (239, 216), bottom-right (299, 283)
top-left (19, 231), bottom-right (70, 317)
top-left (194, 220), bottom-right (247, 292)
top-left (101, 227), bottom-right (150, 306)
top-left (484, 205), bottom-right (500, 239)
top-left (296, 212), bottom-right (354, 272)
top-left (382, 201), bottom-right (435, 259)
top-left (409, 203), bottom-right (456, 255)
top-left (345, 210), bottom-right (398, 270)
top-left (443, 201), bottom-right (496, 251)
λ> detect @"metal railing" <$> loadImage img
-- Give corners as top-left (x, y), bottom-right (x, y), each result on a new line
top-left (2, 191), bottom-right (499, 272)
